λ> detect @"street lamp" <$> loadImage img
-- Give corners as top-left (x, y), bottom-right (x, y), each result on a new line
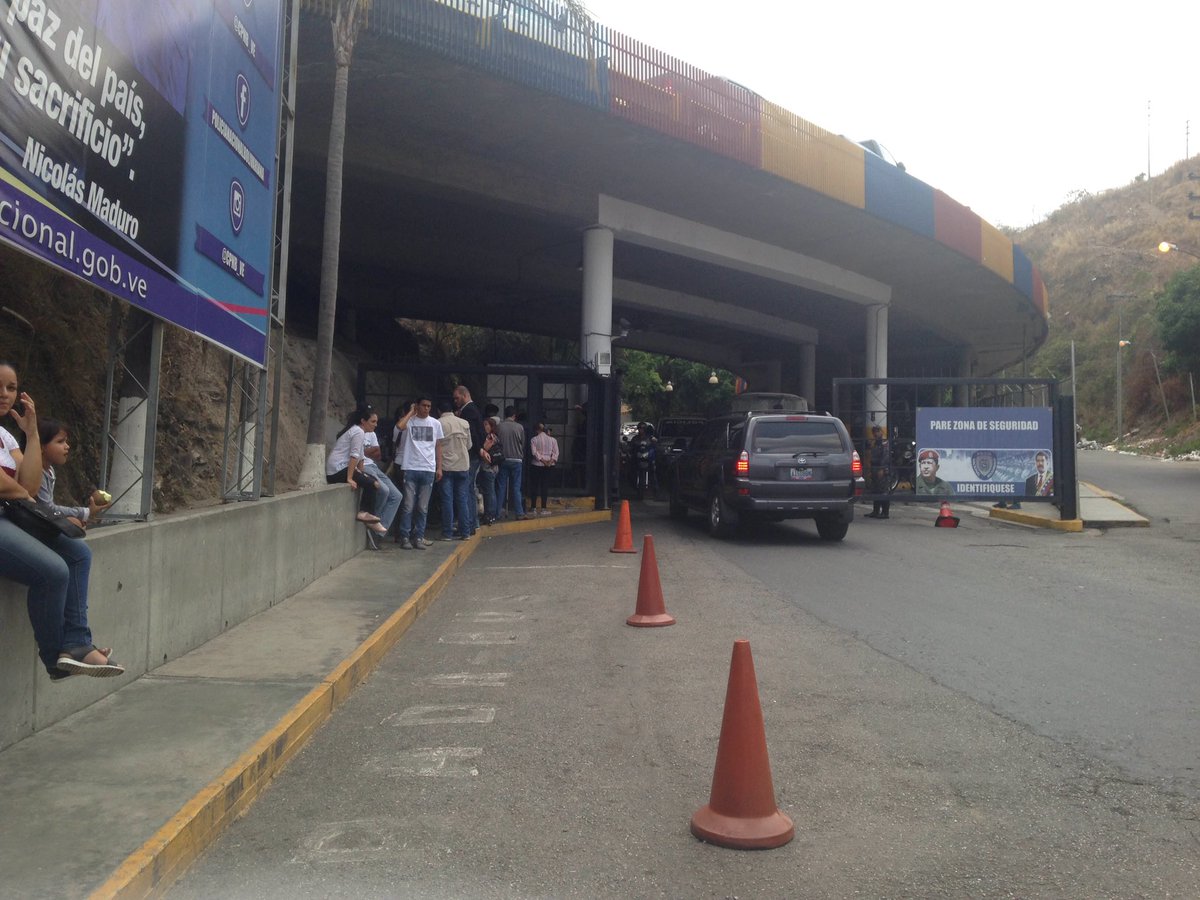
top-left (707, 371), bottom-right (719, 385)
top-left (1158, 241), bottom-right (1200, 260)
top-left (664, 380), bottom-right (673, 392)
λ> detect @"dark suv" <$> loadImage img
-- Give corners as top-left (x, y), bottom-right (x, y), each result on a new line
top-left (668, 411), bottom-right (863, 540)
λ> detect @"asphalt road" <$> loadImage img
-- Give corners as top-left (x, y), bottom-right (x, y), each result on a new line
top-left (1078, 447), bottom-right (1200, 530)
top-left (167, 456), bottom-right (1199, 897)
top-left (684, 450), bottom-right (1200, 801)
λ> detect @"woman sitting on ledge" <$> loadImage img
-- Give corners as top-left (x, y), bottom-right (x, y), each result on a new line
top-left (325, 405), bottom-right (388, 537)
top-left (0, 362), bottom-right (123, 681)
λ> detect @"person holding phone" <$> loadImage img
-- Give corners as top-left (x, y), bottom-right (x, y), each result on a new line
top-left (0, 363), bottom-right (123, 680)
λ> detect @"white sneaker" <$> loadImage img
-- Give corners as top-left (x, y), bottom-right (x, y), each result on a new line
top-left (539, 509), bottom-right (551, 516)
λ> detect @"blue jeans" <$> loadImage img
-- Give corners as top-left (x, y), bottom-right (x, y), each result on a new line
top-left (439, 469), bottom-right (472, 537)
top-left (479, 465), bottom-right (497, 521)
top-left (0, 517), bottom-right (93, 672)
top-left (497, 459), bottom-right (524, 518)
top-left (465, 458), bottom-right (481, 532)
top-left (365, 465), bottom-right (402, 531)
top-left (399, 469), bottom-right (436, 541)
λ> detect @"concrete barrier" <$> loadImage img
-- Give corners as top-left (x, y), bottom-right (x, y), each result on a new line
top-left (0, 485), bottom-right (363, 752)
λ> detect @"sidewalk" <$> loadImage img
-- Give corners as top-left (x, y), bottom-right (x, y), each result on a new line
top-left (0, 506), bottom-right (607, 900)
top-left (980, 480), bottom-right (1148, 530)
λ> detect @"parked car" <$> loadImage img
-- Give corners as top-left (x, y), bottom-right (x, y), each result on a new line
top-left (669, 410), bottom-right (863, 540)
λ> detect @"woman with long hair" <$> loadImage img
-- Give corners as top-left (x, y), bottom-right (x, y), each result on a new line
top-left (325, 405), bottom-right (387, 536)
top-left (0, 362), bottom-right (123, 680)
top-left (478, 416), bottom-right (502, 525)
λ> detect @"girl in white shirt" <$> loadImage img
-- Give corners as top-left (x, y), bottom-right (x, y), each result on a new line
top-left (325, 406), bottom-right (387, 534)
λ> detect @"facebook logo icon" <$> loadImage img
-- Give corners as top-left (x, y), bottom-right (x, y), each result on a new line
top-left (235, 73), bottom-right (251, 129)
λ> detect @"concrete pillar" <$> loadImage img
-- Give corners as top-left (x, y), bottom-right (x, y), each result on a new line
top-left (799, 343), bottom-right (816, 408)
top-left (581, 226), bottom-right (614, 376)
top-left (865, 304), bottom-right (888, 425)
top-left (954, 349), bottom-right (973, 406)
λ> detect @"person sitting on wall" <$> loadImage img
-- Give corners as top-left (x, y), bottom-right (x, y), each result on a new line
top-left (0, 363), bottom-right (123, 681)
top-left (325, 405), bottom-right (388, 537)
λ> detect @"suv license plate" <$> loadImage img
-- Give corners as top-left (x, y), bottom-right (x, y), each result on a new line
top-left (789, 467), bottom-right (813, 481)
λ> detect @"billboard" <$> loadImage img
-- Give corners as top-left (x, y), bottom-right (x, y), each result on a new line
top-left (0, 0), bottom-right (284, 365)
top-left (915, 407), bottom-right (1054, 500)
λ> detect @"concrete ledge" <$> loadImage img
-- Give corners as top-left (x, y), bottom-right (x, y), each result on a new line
top-left (988, 507), bottom-right (1084, 532)
top-left (485, 508), bottom-right (612, 537)
top-left (0, 486), bottom-right (363, 752)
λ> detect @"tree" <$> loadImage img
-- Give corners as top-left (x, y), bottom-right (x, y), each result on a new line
top-left (302, 0), bottom-right (372, 478)
top-left (1154, 265), bottom-right (1200, 374)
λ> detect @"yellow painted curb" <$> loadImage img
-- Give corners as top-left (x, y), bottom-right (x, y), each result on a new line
top-left (484, 508), bottom-right (612, 536)
top-left (988, 507), bottom-right (1084, 532)
top-left (90, 539), bottom-right (480, 900)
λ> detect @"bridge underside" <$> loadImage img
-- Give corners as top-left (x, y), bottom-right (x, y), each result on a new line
top-left (284, 21), bottom-right (1045, 404)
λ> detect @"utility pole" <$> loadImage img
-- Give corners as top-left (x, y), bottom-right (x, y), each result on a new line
top-left (1108, 293), bottom-right (1134, 441)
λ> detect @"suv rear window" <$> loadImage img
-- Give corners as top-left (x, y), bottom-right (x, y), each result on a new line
top-left (750, 421), bottom-right (844, 454)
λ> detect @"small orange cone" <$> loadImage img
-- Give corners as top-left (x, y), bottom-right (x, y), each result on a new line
top-left (935, 500), bottom-right (960, 528)
top-left (626, 535), bottom-right (675, 627)
top-left (691, 640), bottom-right (793, 849)
top-left (610, 500), bottom-right (636, 553)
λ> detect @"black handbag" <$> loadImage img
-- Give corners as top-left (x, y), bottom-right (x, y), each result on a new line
top-left (2, 497), bottom-right (86, 543)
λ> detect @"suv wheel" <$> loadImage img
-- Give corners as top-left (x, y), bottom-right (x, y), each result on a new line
top-left (815, 516), bottom-right (849, 542)
top-left (707, 487), bottom-right (737, 538)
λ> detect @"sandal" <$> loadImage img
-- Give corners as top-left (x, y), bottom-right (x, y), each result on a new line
top-left (57, 645), bottom-right (125, 678)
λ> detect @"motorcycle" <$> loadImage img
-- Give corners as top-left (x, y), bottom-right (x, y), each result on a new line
top-left (890, 437), bottom-right (916, 492)
top-left (631, 437), bottom-right (656, 500)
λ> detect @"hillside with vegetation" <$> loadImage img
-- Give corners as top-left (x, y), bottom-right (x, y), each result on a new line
top-left (1016, 157), bottom-right (1200, 455)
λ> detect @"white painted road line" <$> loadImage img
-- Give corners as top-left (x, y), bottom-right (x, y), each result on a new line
top-left (383, 706), bottom-right (497, 726)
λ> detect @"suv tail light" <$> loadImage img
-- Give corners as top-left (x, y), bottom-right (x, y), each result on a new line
top-left (735, 450), bottom-right (750, 475)
top-left (851, 451), bottom-right (862, 476)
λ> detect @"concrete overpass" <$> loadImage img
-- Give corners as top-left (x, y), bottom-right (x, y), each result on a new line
top-left (286, 0), bottom-right (1048, 408)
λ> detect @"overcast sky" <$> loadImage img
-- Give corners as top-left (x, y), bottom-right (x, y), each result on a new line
top-left (580, 0), bottom-right (1200, 229)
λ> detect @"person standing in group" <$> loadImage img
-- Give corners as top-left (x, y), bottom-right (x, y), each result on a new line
top-left (395, 397), bottom-right (444, 549)
top-left (496, 406), bottom-right (527, 520)
top-left (478, 417), bottom-right (502, 525)
top-left (528, 423), bottom-right (559, 516)
top-left (864, 423), bottom-right (891, 519)
top-left (452, 385), bottom-right (485, 535)
top-left (437, 401), bottom-right (473, 540)
top-left (325, 406), bottom-right (388, 537)
top-left (0, 364), bottom-right (123, 680)
top-left (360, 411), bottom-right (402, 546)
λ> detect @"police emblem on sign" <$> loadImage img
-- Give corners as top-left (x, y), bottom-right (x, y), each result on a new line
top-left (970, 450), bottom-right (997, 480)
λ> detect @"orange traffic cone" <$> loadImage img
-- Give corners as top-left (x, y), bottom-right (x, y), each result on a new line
top-left (610, 500), bottom-right (636, 553)
top-left (690, 640), bottom-right (794, 850)
top-left (935, 500), bottom-right (960, 528)
top-left (626, 535), bottom-right (675, 627)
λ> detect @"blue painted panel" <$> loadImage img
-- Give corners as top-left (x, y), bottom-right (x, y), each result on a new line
top-left (1012, 246), bottom-right (1034, 299)
top-left (864, 153), bottom-right (934, 238)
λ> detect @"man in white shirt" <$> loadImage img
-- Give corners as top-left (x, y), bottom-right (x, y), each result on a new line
top-left (395, 397), bottom-right (444, 549)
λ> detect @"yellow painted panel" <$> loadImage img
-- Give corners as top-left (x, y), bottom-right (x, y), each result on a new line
top-left (980, 222), bottom-right (1014, 282)
top-left (761, 101), bottom-right (865, 208)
